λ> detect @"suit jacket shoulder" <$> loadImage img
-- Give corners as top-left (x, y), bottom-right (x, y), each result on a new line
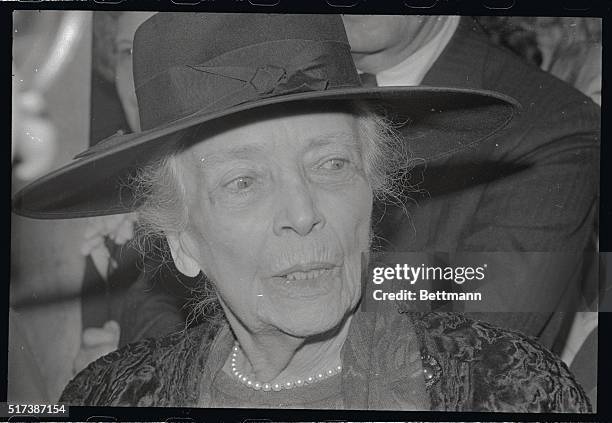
top-left (423, 17), bottom-right (600, 159)
top-left (418, 312), bottom-right (592, 412)
top-left (426, 18), bottom-right (596, 106)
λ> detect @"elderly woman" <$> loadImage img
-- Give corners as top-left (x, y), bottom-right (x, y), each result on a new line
top-left (13, 13), bottom-right (590, 411)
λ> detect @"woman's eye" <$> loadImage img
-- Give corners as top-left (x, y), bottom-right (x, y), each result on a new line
top-left (320, 158), bottom-right (348, 171)
top-left (226, 176), bottom-right (254, 191)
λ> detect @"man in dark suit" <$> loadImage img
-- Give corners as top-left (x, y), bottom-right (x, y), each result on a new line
top-left (343, 15), bottom-right (599, 351)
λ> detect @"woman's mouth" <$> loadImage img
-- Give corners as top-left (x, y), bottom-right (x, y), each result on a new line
top-left (284, 268), bottom-right (329, 281)
top-left (266, 264), bottom-right (342, 299)
top-left (276, 263), bottom-right (337, 281)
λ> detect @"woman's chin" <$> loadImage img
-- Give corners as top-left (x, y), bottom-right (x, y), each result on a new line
top-left (263, 305), bottom-right (351, 339)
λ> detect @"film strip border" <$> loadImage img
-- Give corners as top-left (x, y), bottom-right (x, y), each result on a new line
top-left (3, 0), bottom-right (608, 16)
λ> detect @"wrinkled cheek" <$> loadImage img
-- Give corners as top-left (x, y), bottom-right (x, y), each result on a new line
top-left (344, 261), bottom-right (363, 305)
top-left (198, 222), bottom-right (268, 311)
top-left (343, 185), bottom-right (372, 304)
top-left (345, 186), bottom-right (373, 251)
top-left (202, 254), bottom-right (264, 328)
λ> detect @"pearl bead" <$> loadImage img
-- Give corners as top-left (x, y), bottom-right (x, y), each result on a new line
top-left (262, 383), bottom-right (271, 391)
top-left (285, 382), bottom-right (293, 389)
top-left (295, 379), bottom-right (304, 387)
top-left (272, 383), bottom-right (282, 391)
top-left (307, 376), bottom-right (314, 384)
top-left (253, 382), bottom-right (262, 390)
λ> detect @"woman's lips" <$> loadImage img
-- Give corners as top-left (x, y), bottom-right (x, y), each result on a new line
top-left (273, 262), bottom-right (337, 279)
top-left (284, 267), bottom-right (328, 281)
top-left (266, 264), bottom-right (342, 299)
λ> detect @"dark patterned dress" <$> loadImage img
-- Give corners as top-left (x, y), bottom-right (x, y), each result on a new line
top-left (60, 311), bottom-right (591, 412)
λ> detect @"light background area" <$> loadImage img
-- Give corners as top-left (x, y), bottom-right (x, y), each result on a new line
top-left (10, 11), bottom-right (93, 402)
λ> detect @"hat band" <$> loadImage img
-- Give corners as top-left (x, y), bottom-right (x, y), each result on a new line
top-left (135, 40), bottom-right (361, 130)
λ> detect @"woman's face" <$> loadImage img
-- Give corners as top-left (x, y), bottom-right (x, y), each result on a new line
top-left (170, 105), bottom-right (373, 338)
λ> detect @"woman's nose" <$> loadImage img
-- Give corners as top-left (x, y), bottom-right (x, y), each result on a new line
top-left (273, 177), bottom-right (325, 237)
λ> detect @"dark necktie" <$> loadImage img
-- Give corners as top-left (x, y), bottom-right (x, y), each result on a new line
top-left (359, 72), bottom-right (378, 88)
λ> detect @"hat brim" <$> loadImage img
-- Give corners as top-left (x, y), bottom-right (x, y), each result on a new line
top-left (12, 85), bottom-right (520, 219)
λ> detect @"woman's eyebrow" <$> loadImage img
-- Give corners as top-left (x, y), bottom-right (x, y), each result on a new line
top-left (198, 132), bottom-right (359, 167)
top-left (198, 145), bottom-right (267, 168)
top-left (304, 132), bottom-right (361, 152)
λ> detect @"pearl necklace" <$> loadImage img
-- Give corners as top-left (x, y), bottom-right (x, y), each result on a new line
top-left (230, 342), bottom-right (342, 391)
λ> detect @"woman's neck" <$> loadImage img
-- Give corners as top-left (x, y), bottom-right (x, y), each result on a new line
top-left (223, 313), bottom-right (353, 384)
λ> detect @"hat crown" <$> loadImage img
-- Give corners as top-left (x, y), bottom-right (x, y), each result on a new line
top-left (131, 13), bottom-right (360, 130)
top-left (133, 13), bottom-right (351, 91)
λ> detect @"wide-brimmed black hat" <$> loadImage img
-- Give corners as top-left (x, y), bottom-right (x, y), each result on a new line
top-left (13, 13), bottom-right (520, 219)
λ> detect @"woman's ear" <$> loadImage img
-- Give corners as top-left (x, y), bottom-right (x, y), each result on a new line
top-left (166, 232), bottom-right (201, 277)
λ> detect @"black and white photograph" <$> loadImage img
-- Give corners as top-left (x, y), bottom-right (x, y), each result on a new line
top-left (10, 10), bottom-right (601, 413)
